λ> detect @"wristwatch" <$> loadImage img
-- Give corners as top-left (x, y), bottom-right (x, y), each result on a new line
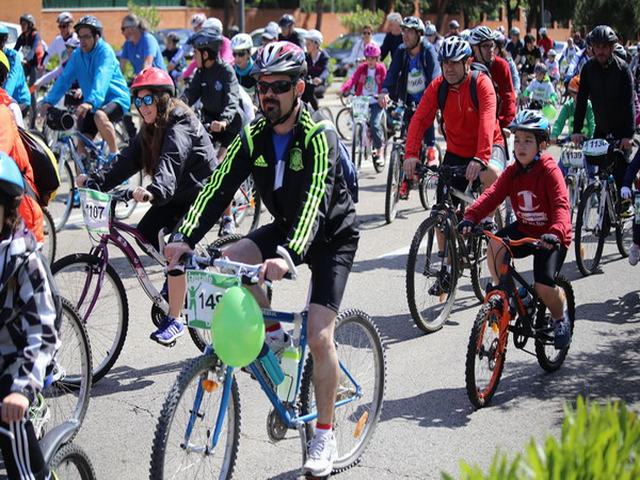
top-left (171, 232), bottom-right (186, 244)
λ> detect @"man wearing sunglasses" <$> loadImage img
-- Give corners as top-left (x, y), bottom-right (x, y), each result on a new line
top-left (45, 12), bottom-right (77, 69)
top-left (119, 13), bottom-right (166, 74)
top-left (42, 15), bottom-right (130, 159)
top-left (166, 41), bottom-right (359, 478)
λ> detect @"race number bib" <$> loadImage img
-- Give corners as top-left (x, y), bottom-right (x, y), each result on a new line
top-left (561, 149), bottom-right (584, 168)
top-left (79, 188), bottom-right (111, 235)
top-left (184, 270), bottom-right (240, 329)
top-left (582, 138), bottom-right (610, 157)
top-left (407, 68), bottom-right (426, 95)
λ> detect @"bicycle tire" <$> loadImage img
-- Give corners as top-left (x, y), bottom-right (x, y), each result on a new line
top-left (384, 147), bottom-right (401, 224)
top-left (52, 253), bottom-right (129, 383)
top-left (616, 211), bottom-right (633, 258)
top-left (149, 353), bottom-right (240, 480)
top-left (335, 107), bottom-right (353, 141)
top-left (535, 275), bottom-right (575, 372)
top-left (575, 183), bottom-right (606, 276)
top-left (114, 171), bottom-right (143, 220)
top-left (405, 215), bottom-right (458, 333)
top-left (188, 234), bottom-right (272, 352)
top-left (317, 106), bottom-right (335, 125)
top-left (40, 298), bottom-right (92, 442)
top-left (233, 177), bottom-right (261, 236)
top-left (299, 309), bottom-right (385, 474)
top-left (470, 234), bottom-right (491, 303)
top-left (352, 123), bottom-right (363, 170)
top-left (565, 175), bottom-right (578, 224)
top-left (418, 173), bottom-right (437, 211)
top-left (41, 207), bottom-right (57, 265)
top-left (49, 442), bottom-right (97, 480)
top-left (49, 160), bottom-right (74, 232)
top-left (373, 123), bottom-right (387, 174)
top-left (465, 300), bottom-right (507, 409)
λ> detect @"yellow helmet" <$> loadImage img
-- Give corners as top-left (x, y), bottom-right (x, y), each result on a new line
top-left (0, 50), bottom-right (9, 74)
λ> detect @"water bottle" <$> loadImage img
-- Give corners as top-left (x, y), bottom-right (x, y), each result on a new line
top-left (276, 345), bottom-right (300, 402)
top-left (634, 192), bottom-right (640, 225)
top-left (257, 343), bottom-right (284, 386)
top-left (518, 286), bottom-right (535, 318)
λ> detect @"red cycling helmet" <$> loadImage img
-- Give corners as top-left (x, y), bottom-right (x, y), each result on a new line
top-left (131, 67), bottom-right (175, 96)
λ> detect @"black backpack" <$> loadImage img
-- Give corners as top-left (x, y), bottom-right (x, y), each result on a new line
top-left (437, 62), bottom-right (501, 138)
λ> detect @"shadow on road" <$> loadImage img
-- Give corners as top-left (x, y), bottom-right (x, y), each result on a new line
top-left (89, 360), bottom-right (188, 397)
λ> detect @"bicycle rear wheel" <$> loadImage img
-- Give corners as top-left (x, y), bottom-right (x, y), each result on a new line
top-left (418, 172), bottom-right (438, 211)
top-left (48, 160), bottom-right (74, 232)
top-left (406, 215), bottom-right (458, 333)
top-left (52, 253), bottom-right (129, 383)
top-left (384, 147), bottom-right (401, 224)
top-left (150, 353), bottom-right (240, 480)
top-left (470, 234), bottom-right (491, 302)
top-left (335, 107), bottom-right (353, 142)
top-left (232, 177), bottom-right (261, 236)
top-left (49, 442), bottom-right (97, 480)
top-left (575, 183), bottom-right (606, 276)
top-left (535, 275), bottom-right (575, 372)
top-left (616, 209), bottom-right (633, 258)
top-left (40, 298), bottom-right (92, 442)
top-left (465, 300), bottom-right (507, 409)
top-left (41, 207), bottom-right (57, 265)
top-left (299, 310), bottom-right (385, 474)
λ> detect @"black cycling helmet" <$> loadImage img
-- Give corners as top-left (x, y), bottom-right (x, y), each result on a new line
top-left (278, 14), bottom-right (295, 28)
top-left (401, 16), bottom-right (425, 35)
top-left (74, 16), bottom-right (103, 36)
top-left (19, 14), bottom-right (35, 28)
top-left (588, 25), bottom-right (618, 45)
top-left (190, 28), bottom-right (223, 51)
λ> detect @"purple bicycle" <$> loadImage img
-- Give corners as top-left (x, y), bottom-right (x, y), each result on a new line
top-left (51, 187), bottom-right (232, 383)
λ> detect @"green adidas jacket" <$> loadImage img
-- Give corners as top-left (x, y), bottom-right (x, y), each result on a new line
top-left (178, 104), bottom-right (357, 264)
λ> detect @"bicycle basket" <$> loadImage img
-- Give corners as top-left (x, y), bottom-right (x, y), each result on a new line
top-left (79, 188), bottom-right (112, 239)
top-left (351, 96), bottom-right (371, 120)
top-left (184, 270), bottom-right (241, 329)
top-left (560, 147), bottom-right (584, 168)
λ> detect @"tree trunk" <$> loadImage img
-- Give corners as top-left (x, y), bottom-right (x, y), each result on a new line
top-left (505, 0), bottom-right (521, 33)
top-left (316, 0), bottom-right (324, 30)
top-left (434, 0), bottom-right (449, 32)
top-left (223, 0), bottom-right (233, 35)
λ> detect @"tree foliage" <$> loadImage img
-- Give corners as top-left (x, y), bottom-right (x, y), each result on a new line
top-left (127, 0), bottom-right (160, 31)
top-left (574, 0), bottom-right (640, 43)
top-left (339, 6), bottom-right (386, 33)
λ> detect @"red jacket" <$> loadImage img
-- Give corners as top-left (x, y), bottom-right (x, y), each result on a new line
top-left (489, 56), bottom-right (517, 128)
top-left (538, 37), bottom-right (553, 55)
top-left (406, 74), bottom-right (503, 164)
top-left (340, 62), bottom-right (387, 96)
top-left (0, 89), bottom-right (44, 243)
top-left (464, 152), bottom-right (572, 247)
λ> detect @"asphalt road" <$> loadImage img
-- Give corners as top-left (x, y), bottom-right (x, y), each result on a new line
top-left (35, 92), bottom-right (640, 479)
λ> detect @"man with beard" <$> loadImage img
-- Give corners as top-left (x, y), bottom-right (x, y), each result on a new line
top-left (165, 41), bottom-right (359, 478)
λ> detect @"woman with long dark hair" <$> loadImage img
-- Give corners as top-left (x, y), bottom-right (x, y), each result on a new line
top-left (77, 67), bottom-right (216, 345)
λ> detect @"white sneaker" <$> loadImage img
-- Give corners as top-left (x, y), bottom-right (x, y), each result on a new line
top-left (303, 431), bottom-right (338, 477)
top-left (629, 244), bottom-right (640, 266)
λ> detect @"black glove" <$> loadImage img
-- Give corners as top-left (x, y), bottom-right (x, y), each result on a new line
top-left (540, 233), bottom-right (560, 248)
top-left (458, 219), bottom-right (476, 235)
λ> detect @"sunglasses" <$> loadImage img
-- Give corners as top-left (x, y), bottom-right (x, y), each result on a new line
top-left (233, 51), bottom-right (248, 57)
top-left (257, 80), bottom-right (295, 95)
top-left (363, 31), bottom-right (372, 36)
top-left (134, 94), bottom-right (155, 108)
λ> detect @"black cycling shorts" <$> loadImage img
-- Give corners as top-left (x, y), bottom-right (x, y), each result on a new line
top-left (245, 222), bottom-right (359, 313)
top-left (78, 102), bottom-right (124, 137)
top-left (496, 222), bottom-right (567, 287)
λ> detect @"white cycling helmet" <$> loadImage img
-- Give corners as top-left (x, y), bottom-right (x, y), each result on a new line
top-left (424, 23), bottom-right (437, 36)
top-left (438, 36), bottom-right (472, 62)
top-left (203, 17), bottom-right (223, 35)
top-left (468, 26), bottom-right (497, 46)
top-left (547, 49), bottom-right (557, 57)
top-left (306, 29), bottom-right (323, 46)
top-left (57, 12), bottom-right (73, 25)
top-left (231, 33), bottom-right (253, 51)
top-left (191, 13), bottom-right (206, 29)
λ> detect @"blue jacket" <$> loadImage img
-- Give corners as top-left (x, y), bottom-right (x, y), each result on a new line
top-left (44, 38), bottom-right (130, 112)
top-left (382, 38), bottom-right (441, 103)
top-left (2, 48), bottom-right (30, 106)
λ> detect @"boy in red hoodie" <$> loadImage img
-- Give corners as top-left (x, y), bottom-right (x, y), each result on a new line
top-left (460, 110), bottom-right (573, 349)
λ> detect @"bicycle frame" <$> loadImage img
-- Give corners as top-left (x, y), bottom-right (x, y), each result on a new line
top-left (184, 307), bottom-right (363, 454)
top-left (54, 129), bottom-right (110, 176)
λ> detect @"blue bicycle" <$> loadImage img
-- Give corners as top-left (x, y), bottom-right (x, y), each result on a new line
top-left (44, 107), bottom-right (142, 231)
top-left (149, 247), bottom-right (386, 479)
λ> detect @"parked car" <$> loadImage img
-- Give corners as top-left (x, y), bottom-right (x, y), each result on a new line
top-left (0, 22), bottom-right (20, 50)
top-left (249, 27), bottom-right (308, 48)
top-left (326, 32), bottom-right (385, 77)
top-left (153, 28), bottom-right (194, 50)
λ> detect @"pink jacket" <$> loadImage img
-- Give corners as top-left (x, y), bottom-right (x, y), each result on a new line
top-left (340, 62), bottom-right (387, 96)
top-left (181, 36), bottom-right (233, 79)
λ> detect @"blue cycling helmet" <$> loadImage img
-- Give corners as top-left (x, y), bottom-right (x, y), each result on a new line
top-left (0, 152), bottom-right (25, 198)
top-left (0, 24), bottom-right (8, 36)
top-left (509, 109), bottom-right (550, 142)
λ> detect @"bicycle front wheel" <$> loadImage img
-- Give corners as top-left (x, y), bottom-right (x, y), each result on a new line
top-left (48, 160), bottom-right (74, 232)
top-left (41, 207), bottom-right (57, 265)
top-left (40, 298), bottom-right (92, 441)
top-left (352, 122), bottom-right (364, 170)
top-left (406, 215), bottom-right (458, 333)
top-left (575, 183), bottom-right (605, 276)
top-left (49, 442), bottom-right (97, 480)
top-left (384, 147), bottom-right (402, 224)
top-left (150, 353), bottom-right (240, 480)
top-left (299, 310), bottom-right (385, 474)
top-left (470, 234), bottom-right (491, 303)
top-left (335, 107), bottom-right (353, 142)
top-left (465, 301), bottom-right (507, 409)
top-left (52, 253), bottom-right (129, 383)
top-left (418, 172), bottom-right (438, 211)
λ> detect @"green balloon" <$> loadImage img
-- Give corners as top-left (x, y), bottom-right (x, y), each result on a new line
top-left (211, 286), bottom-right (265, 367)
top-left (542, 104), bottom-right (557, 121)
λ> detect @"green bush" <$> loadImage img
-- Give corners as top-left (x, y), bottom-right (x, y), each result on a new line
top-left (338, 6), bottom-right (385, 34)
top-left (443, 396), bottom-right (640, 480)
top-left (128, 0), bottom-right (160, 31)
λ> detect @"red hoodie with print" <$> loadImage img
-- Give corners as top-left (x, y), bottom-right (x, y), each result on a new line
top-left (464, 152), bottom-right (572, 247)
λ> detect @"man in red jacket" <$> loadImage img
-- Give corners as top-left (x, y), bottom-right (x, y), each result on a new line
top-left (468, 25), bottom-right (516, 131)
top-left (459, 110), bottom-right (572, 349)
